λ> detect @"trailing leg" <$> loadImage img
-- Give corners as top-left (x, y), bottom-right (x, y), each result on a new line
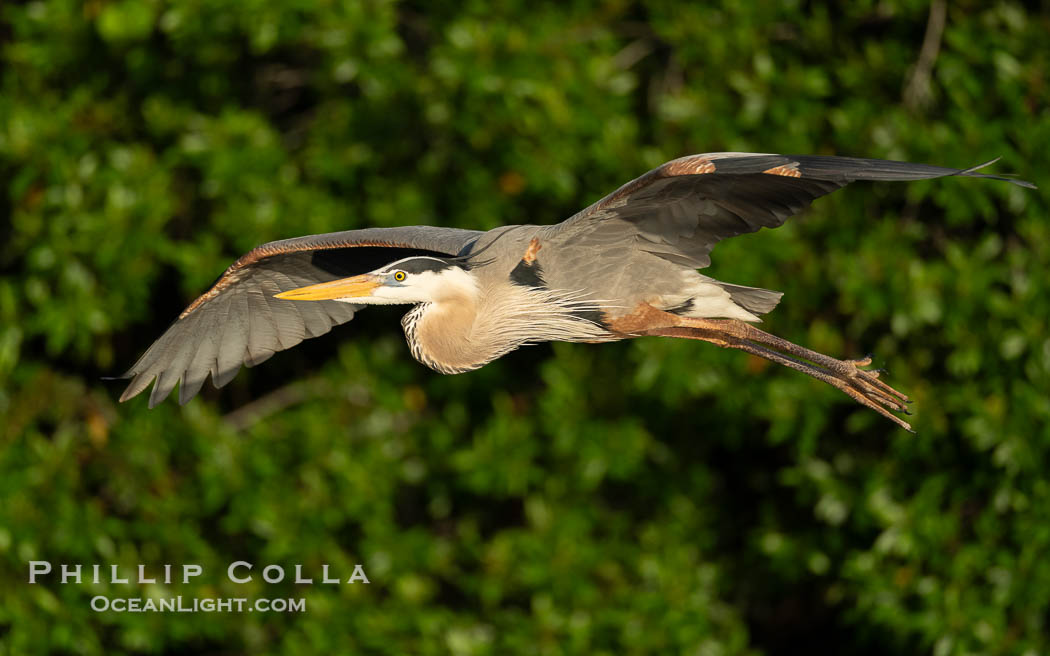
top-left (646, 317), bottom-right (912, 431)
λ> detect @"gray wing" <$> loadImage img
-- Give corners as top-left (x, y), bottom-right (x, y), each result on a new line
top-left (558, 152), bottom-right (1034, 268)
top-left (118, 226), bottom-right (482, 407)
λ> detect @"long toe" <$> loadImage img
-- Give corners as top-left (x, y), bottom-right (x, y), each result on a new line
top-left (838, 360), bottom-right (913, 430)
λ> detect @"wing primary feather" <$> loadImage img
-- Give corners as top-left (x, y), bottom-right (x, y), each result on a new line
top-left (150, 310), bottom-right (210, 407)
top-left (120, 370), bottom-right (155, 403)
top-left (213, 290), bottom-right (249, 388)
top-left (782, 154), bottom-right (1036, 187)
top-left (245, 287), bottom-right (278, 365)
top-left (257, 276), bottom-right (306, 350)
top-left (178, 307), bottom-right (221, 405)
top-left (148, 366), bottom-right (180, 408)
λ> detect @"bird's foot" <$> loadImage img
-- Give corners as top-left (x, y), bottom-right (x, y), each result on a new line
top-left (822, 356), bottom-right (912, 431)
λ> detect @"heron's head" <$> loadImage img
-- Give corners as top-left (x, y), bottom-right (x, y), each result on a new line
top-left (274, 256), bottom-right (478, 306)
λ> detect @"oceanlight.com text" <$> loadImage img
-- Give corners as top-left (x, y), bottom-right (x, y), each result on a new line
top-left (90, 596), bottom-right (306, 613)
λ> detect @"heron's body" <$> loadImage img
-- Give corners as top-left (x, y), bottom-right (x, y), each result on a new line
top-left (117, 152), bottom-right (1034, 429)
top-left (386, 224), bottom-right (772, 375)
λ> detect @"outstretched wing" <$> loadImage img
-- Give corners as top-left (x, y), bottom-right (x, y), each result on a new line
top-left (118, 226), bottom-right (482, 407)
top-left (559, 152), bottom-right (1034, 268)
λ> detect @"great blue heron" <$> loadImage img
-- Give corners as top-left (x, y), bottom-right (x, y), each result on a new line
top-left (116, 153), bottom-right (1034, 429)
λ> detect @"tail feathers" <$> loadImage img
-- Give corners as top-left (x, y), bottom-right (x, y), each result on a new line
top-left (717, 283), bottom-right (784, 316)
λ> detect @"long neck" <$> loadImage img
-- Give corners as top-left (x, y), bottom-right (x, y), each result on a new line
top-left (401, 283), bottom-right (613, 374)
top-left (402, 296), bottom-right (491, 374)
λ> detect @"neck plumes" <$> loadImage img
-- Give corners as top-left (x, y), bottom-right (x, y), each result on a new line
top-left (401, 277), bottom-right (613, 374)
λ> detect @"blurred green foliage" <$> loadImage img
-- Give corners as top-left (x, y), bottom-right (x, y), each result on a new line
top-left (1, 0), bottom-right (1048, 654)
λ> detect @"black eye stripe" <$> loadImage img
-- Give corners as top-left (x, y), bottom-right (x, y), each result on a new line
top-left (385, 257), bottom-right (456, 275)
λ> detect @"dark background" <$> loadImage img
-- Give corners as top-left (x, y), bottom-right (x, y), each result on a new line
top-left (2, 0), bottom-right (1048, 653)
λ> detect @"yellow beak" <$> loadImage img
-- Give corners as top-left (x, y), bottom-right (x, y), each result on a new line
top-left (274, 274), bottom-right (381, 300)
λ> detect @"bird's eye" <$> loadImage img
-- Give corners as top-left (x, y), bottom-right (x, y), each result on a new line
top-left (393, 271), bottom-right (406, 282)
